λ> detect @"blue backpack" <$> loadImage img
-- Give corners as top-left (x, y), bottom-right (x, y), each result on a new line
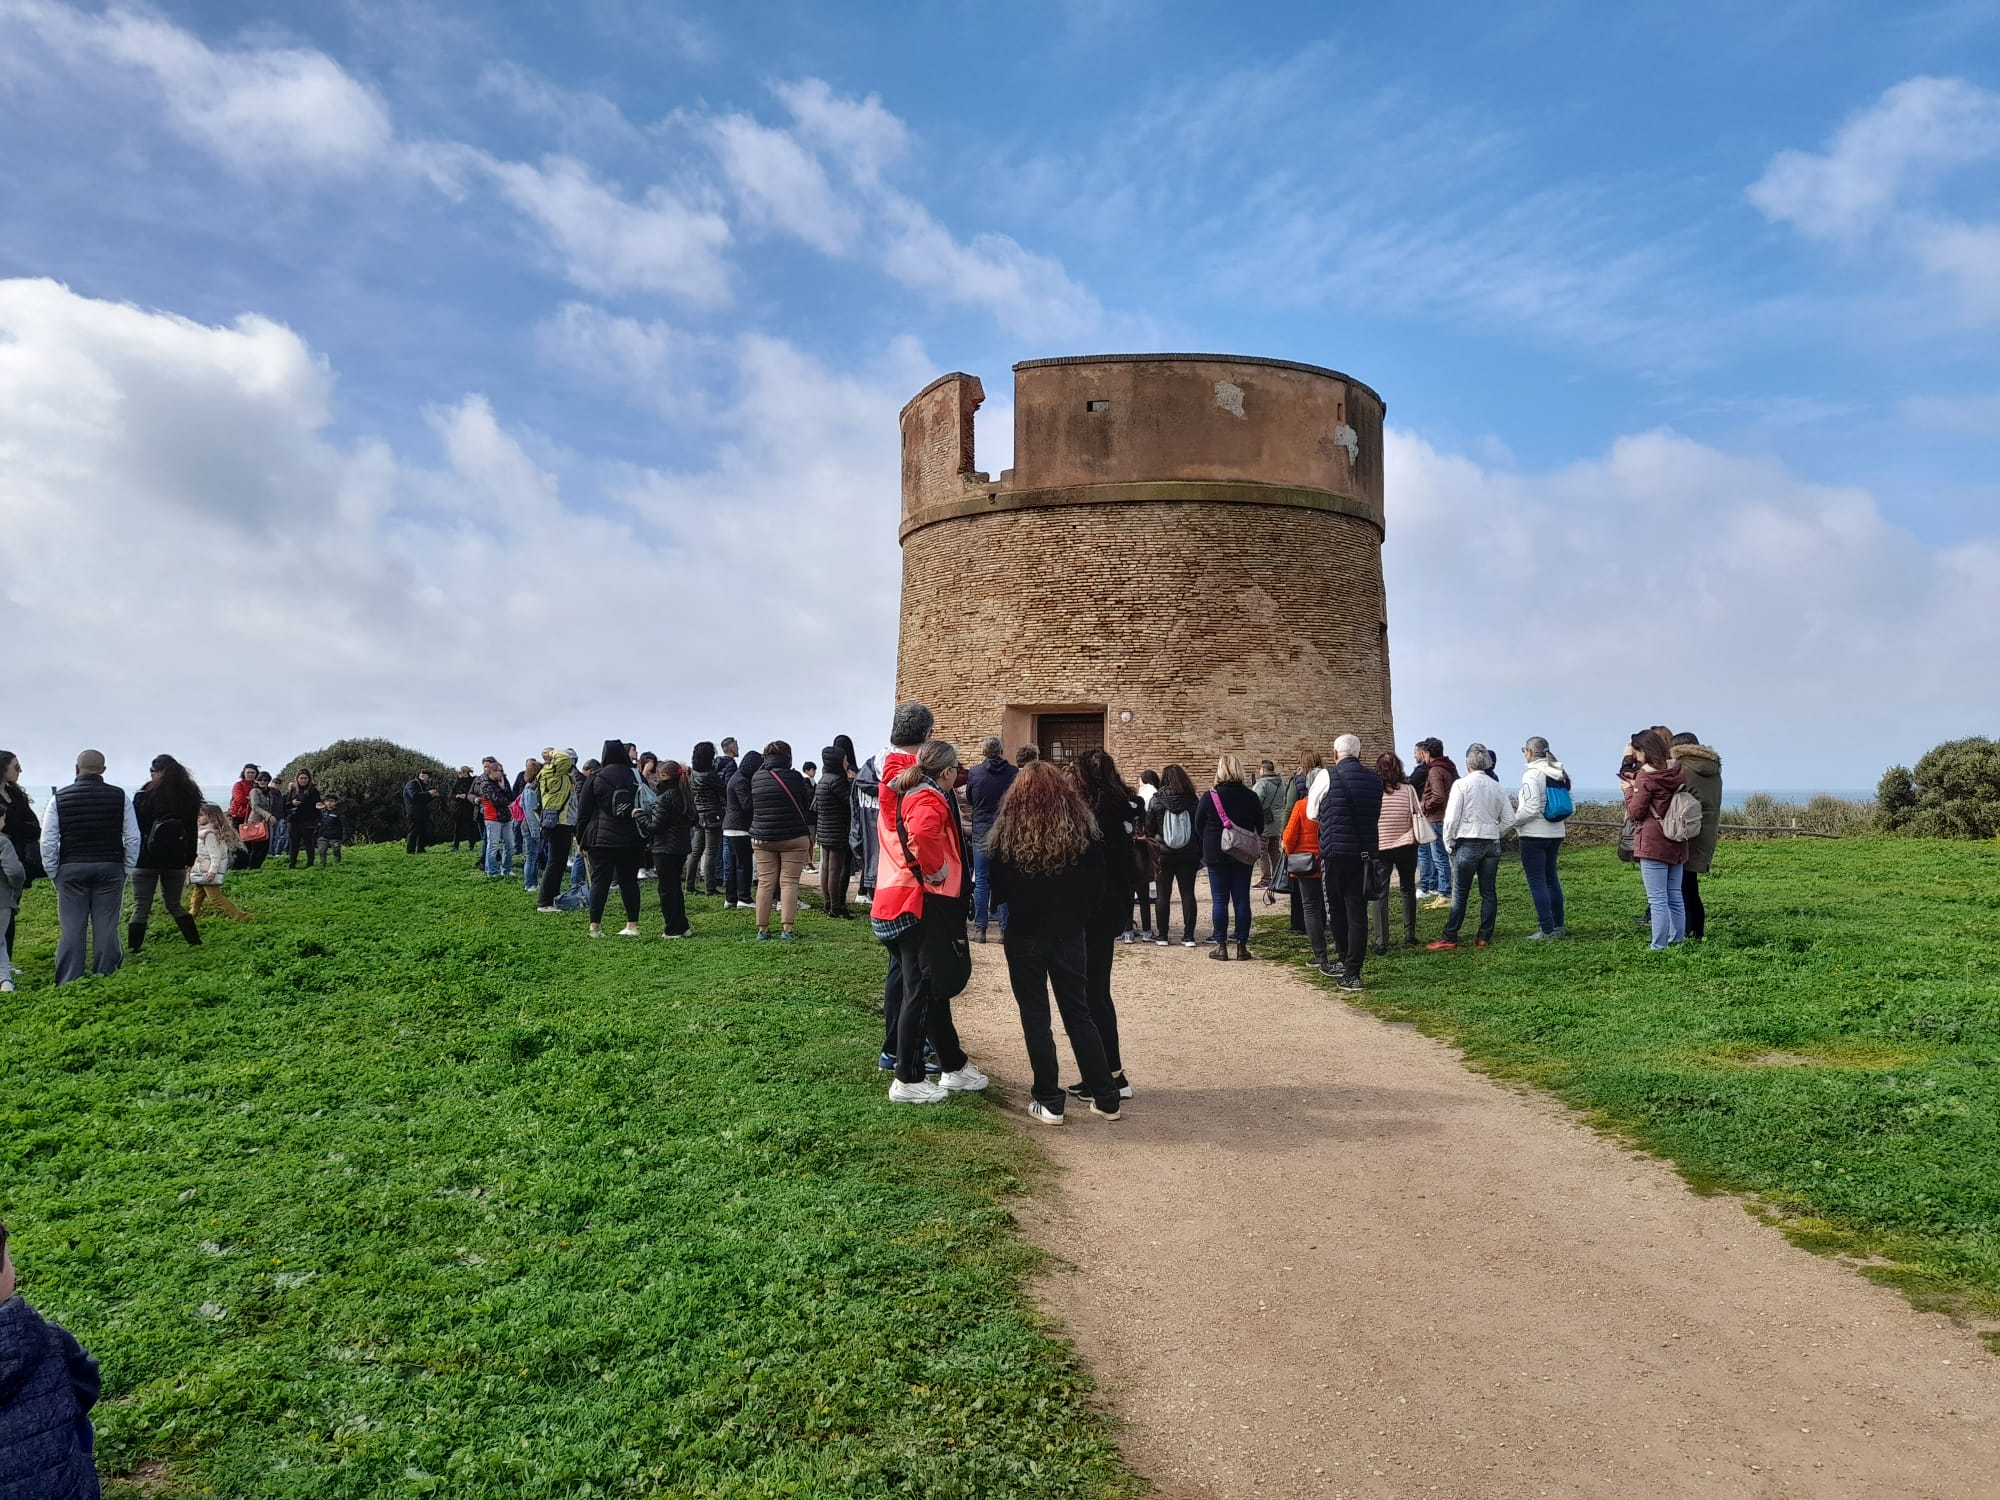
top-left (1541, 774), bottom-right (1575, 822)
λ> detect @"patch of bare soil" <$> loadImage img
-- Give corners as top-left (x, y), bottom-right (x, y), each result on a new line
top-left (949, 916), bottom-right (2000, 1500)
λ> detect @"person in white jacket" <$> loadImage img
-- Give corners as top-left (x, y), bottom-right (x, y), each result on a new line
top-left (1514, 737), bottom-right (1571, 940)
top-left (1431, 744), bottom-right (1515, 949)
top-left (187, 804), bottom-right (251, 922)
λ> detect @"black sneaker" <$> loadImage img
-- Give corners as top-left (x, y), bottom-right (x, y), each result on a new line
top-left (1235, 943), bottom-right (1253, 961)
top-left (1315, 960), bottom-right (1340, 977)
top-left (1066, 1075), bottom-right (1134, 1101)
top-left (1339, 976), bottom-right (1365, 992)
top-left (1208, 944), bottom-right (1230, 961)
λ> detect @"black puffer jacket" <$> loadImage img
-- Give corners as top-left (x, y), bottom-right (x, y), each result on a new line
top-left (814, 771), bottom-right (852, 845)
top-left (1191, 781), bottom-right (1264, 867)
top-left (135, 782), bottom-right (201, 870)
top-left (0, 1295), bottom-right (101, 1500)
top-left (751, 762), bottom-right (815, 843)
top-left (649, 781), bottom-right (694, 859)
top-left (1317, 756), bottom-right (1385, 858)
top-left (580, 742), bottom-right (643, 850)
top-left (688, 770), bottom-right (727, 828)
top-left (722, 752), bottom-right (762, 835)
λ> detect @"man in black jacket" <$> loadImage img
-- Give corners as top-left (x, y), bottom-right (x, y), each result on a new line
top-left (1315, 735), bottom-right (1384, 991)
top-left (963, 736), bottom-right (1017, 940)
top-left (402, 772), bottom-right (435, 854)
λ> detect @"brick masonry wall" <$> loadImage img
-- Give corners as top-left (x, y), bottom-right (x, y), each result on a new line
top-left (896, 500), bottom-right (1394, 779)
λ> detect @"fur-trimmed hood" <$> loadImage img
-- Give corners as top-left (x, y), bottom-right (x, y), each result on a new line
top-left (1670, 743), bottom-right (1721, 769)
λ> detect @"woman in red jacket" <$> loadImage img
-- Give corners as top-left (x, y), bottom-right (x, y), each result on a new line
top-left (873, 739), bottom-right (986, 1104)
top-left (1623, 728), bottom-right (1688, 950)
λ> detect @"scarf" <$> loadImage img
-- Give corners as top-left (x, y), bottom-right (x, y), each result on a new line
top-left (1304, 767), bottom-right (1331, 821)
top-left (538, 752), bottom-right (576, 816)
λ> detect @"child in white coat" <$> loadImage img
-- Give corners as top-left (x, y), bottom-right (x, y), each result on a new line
top-left (189, 804), bottom-right (250, 922)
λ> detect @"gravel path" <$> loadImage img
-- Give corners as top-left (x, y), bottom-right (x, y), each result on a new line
top-left (947, 913), bottom-right (2000, 1500)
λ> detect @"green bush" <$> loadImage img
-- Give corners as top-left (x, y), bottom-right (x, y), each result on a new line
top-left (277, 738), bottom-right (453, 845)
top-left (1878, 737), bottom-right (2000, 839)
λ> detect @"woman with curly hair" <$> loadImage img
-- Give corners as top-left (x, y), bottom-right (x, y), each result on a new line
top-left (988, 762), bottom-right (1123, 1125)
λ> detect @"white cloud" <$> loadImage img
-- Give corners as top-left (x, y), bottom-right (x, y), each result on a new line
top-left (1748, 76), bottom-right (2000, 240)
top-left (1, 0), bottom-right (394, 173)
top-left (0, 278), bottom-right (914, 789)
top-left (484, 154), bottom-right (732, 304)
top-left (706, 78), bottom-right (1098, 338)
top-left (772, 78), bottom-right (909, 185)
top-left (1385, 427), bottom-right (2000, 788)
top-left (708, 113), bottom-right (859, 254)
top-left (1751, 76), bottom-right (2000, 322)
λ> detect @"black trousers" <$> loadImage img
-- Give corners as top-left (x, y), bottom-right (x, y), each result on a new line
top-left (1004, 931), bottom-right (1117, 1113)
top-left (1296, 872), bottom-right (1326, 964)
top-left (889, 925), bottom-right (968, 1085)
top-left (1684, 868), bottom-right (1705, 940)
top-left (1371, 844), bottom-right (1419, 948)
top-left (685, 825), bottom-right (722, 892)
top-left (287, 822), bottom-right (318, 867)
top-left (725, 837), bottom-right (753, 905)
top-left (1322, 853), bottom-right (1371, 979)
top-left (1155, 861), bottom-right (1198, 941)
top-left (406, 817), bottom-right (429, 854)
top-left (588, 847), bottom-right (643, 925)
top-left (656, 861), bottom-right (689, 935)
top-left (537, 825), bottom-right (575, 907)
top-left (1082, 920), bottom-right (1125, 1074)
top-left (452, 812), bottom-right (476, 851)
top-left (821, 846), bottom-right (853, 915)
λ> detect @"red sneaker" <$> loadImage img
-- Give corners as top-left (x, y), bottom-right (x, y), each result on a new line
top-left (1426, 940), bottom-right (1457, 951)
top-left (1475, 940), bottom-right (1490, 948)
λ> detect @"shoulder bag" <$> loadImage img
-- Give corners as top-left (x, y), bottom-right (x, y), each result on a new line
top-left (1409, 785), bottom-right (1437, 845)
top-left (893, 786), bottom-right (973, 1003)
top-left (1209, 791), bottom-right (1262, 866)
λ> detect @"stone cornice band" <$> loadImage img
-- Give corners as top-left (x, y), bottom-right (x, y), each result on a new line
top-left (899, 479), bottom-right (1386, 545)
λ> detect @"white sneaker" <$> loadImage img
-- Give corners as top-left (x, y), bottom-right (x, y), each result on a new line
top-left (536, 905), bottom-right (558, 914)
top-left (1027, 1102), bottom-right (1065, 1126)
top-left (617, 925), bottom-right (641, 938)
top-left (939, 1064), bottom-right (989, 1092)
top-left (0, 979), bottom-right (12, 994)
top-left (888, 1079), bottom-right (950, 1104)
top-left (1181, 939), bottom-right (1197, 949)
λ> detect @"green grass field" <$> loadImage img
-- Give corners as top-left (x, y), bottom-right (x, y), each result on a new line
top-left (1258, 837), bottom-right (2000, 1326)
top-left (7, 837), bottom-right (1998, 1497)
top-left (0, 847), bottom-right (1138, 1499)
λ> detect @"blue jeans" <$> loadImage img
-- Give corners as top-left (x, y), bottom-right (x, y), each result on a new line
top-left (1206, 861), bottom-right (1253, 945)
top-left (1518, 836), bottom-right (1565, 934)
top-left (521, 828), bottom-right (545, 891)
top-left (971, 844), bottom-right (1008, 932)
top-left (1640, 859), bottom-right (1687, 949)
top-left (271, 819), bottom-right (289, 856)
top-left (482, 819), bottom-right (514, 877)
top-left (1442, 839), bottom-right (1500, 943)
top-left (1416, 825), bottom-right (1449, 895)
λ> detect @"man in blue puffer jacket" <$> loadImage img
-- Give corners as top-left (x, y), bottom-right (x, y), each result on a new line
top-left (0, 1219), bottom-right (101, 1499)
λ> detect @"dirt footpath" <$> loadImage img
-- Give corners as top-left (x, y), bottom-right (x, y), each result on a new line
top-left (949, 927), bottom-right (2000, 1500)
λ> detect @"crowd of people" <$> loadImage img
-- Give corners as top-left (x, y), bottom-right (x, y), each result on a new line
top-left (0, 710), bottom-right (1727, 1493)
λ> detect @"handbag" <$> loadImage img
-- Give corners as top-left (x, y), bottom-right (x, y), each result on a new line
top-left (241, 820), bottom-right (269, 844)
top-left (1285, 850), bottom-right (1320, 876)
top-left (893, 787), bottom-right (973, 1003)
top-left (1409, 785), bottom-right (1437, 844)
top-left (1208, 791), bottom-right (1262, 865)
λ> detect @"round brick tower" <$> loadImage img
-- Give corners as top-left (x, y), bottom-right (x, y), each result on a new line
top-left (894, 352), bottom-right (1391, 778)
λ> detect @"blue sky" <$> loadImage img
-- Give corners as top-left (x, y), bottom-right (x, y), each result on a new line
top-left (1, 0), bottom-right (1996, 790)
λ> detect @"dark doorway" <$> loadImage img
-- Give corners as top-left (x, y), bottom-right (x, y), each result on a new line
top-left (1036, 713), bottom-right (1105, 764)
